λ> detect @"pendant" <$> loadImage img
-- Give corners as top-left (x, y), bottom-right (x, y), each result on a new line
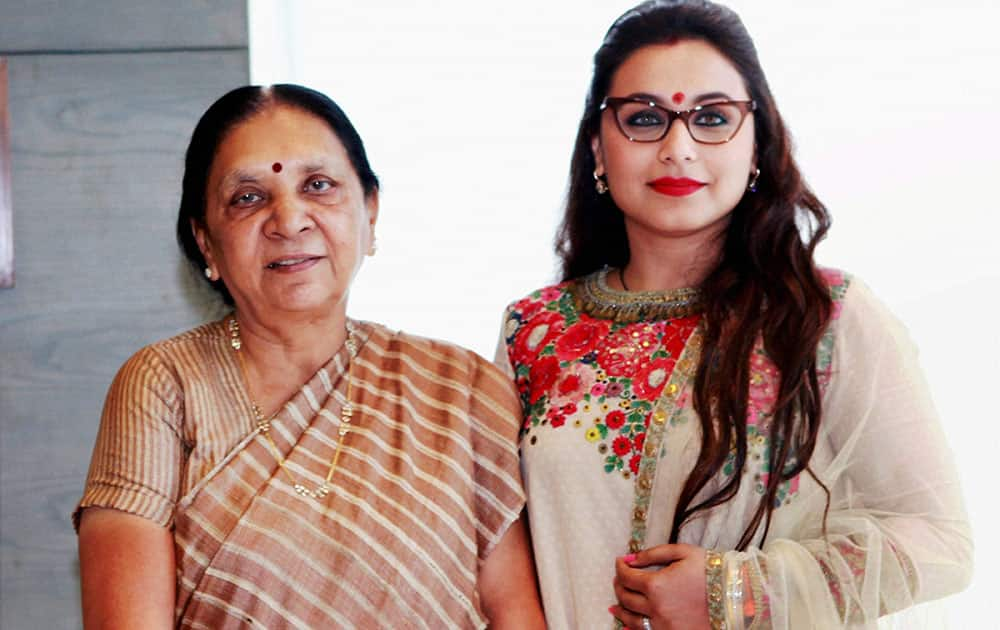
top-left (294, 482), bottom-right (331, 499)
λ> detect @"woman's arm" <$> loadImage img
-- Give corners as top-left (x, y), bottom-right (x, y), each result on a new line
top-left (78, 508), bottom-right (176, 630)
top-left (478, 514), bottom-right (546, 629)
top-left (708, 279), bottom-right (973, 628)
top-left (612, 278), bottom-right (973, 629)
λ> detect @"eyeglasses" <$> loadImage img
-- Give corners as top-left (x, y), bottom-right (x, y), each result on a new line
top-left (600, 96), bottom-right (756, 145)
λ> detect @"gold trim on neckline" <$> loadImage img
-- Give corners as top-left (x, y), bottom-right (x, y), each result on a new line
top-left (570, 268), bottom-right (703, 323)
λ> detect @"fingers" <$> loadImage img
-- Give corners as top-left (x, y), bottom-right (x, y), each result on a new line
top-left (613, 574), bottom-right (648, 612)
top-left (612, 544), bottom-right (705, 629)
top-left (626, 543), bottom-right (697, 568)
top-left (615, 555), bottom-right (651, 593)
top-left (609, 604), bottom-right (652, 630)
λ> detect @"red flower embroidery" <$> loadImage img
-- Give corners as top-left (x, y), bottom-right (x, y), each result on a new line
top-left (596, 328), bottom-right (658, 378)
top-left (550, 364), bottom-right (597, 407)
top-left (513, 311), bottom-right (564, 364)
top-left (632, 357), bottom-right (673, 400)
top-left (540, 287), bottom-right (563, 302)
top-left (613, 435), bottom-right (632, 457)
top-left (629, 454), bottom-right (641, 475)
top-left (819, 267), bottom-right (845, 293)
top-left (528, 355), bottom-right (561, 404)
top-left (605, 410), bottom-right (626, 430)
top-left (555, 320), bottom-right (610, 362)
top-left (518, 299), bottom-right (545, 320)
top-left (634, 432), bottom-right (646, 453)
top-left (557, 373), bottom-right (583, 396)
top-left (748, 347), bottom-right (780, 418)
top-left (550, 414), bottom-right (566, 428)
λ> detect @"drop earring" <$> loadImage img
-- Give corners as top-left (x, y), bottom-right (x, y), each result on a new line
top-left (594, 170), bottom-right (609, 195)
top-left (748, 168), bottom-right (760, 192)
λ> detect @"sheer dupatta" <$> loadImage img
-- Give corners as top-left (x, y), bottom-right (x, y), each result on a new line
top-left (670, 278), bottom-right (972, 628)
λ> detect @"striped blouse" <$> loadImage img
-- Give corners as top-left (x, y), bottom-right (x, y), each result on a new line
top-left (75, 318), bottom-right (525, 629)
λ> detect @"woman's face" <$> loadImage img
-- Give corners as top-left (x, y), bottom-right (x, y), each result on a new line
top-left (592, 40), bottom-right (756, 246)
top-left (194, 105), bottom-right (377, 319)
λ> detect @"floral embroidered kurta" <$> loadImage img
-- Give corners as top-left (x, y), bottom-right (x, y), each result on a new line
top-left (497, 269), bottom-right (972, 629)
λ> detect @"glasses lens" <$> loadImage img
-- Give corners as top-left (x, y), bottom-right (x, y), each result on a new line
top-left (613, 101), bottom-right (669, 142)
top-left (688, 103), bottom-right (744, 143)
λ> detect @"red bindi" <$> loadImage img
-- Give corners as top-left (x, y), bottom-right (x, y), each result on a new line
top-left (271, 162), bottom-right (282, 173)
top-left (671, 92), bottom-right (685, 105)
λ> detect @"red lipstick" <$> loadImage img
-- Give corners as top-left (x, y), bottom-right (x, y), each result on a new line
top-left (648, 177), bottom-right (706, 197)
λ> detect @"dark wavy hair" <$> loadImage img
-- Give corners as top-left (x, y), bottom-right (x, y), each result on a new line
top-left (557, 0), bottom-right (833, 549)
top-left (176, 84), bottom-right (380, 305)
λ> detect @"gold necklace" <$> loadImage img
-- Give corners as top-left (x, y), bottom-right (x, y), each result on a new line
top-left (228, 317), bottom-right (359, 500)
top-left (571, 267), bottom-right (703, 323)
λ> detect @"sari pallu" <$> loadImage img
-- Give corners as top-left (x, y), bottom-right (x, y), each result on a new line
top-left (76, 319), bottom-right (525, 629)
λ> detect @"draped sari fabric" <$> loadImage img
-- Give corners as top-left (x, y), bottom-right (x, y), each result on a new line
top-left (498, 270), bottom-right (972, 629)
top-left (76, 319), bottom-right (525, 629)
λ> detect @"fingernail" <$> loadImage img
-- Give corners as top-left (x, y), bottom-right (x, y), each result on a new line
top-left (622, 553), bottom-right (637, 563)
top-left (608, 606), bottom-right (616, 615)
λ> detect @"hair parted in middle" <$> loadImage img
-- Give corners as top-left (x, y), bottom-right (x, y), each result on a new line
top-left (175, 84), bottom-right (380, 306)
top-left (556, 0), bottom-right (834, 550)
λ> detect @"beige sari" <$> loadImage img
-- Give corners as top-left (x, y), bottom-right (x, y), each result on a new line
top-left (76, 319), bottom-right (525, 629)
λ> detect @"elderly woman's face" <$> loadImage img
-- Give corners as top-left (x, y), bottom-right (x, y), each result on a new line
top-left (194, 105), bottom-right (377, 318)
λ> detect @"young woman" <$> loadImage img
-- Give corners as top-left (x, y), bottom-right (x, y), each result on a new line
top-left (497, 1), bottom-right (972, 628)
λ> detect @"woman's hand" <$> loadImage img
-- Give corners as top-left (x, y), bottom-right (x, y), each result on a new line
top-left (610, 543), bottom-right (710, 630)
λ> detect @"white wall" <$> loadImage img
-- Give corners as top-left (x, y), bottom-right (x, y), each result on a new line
top-left (250, 1), bottom-right (998, 625)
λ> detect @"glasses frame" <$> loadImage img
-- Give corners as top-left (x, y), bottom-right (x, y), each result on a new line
top-left (600, 96), bottom-right (757, 145)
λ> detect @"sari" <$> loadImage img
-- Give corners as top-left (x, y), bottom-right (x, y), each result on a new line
top-left (75, 319), bottom-right (525, 629)
top-left (498, 268), bottom-right (972, 629)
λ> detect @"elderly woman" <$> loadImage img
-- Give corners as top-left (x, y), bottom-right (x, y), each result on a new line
top-left (498, 1), bottom-right (972, 628)
top-left (75, 84), bottom-right (545, 629)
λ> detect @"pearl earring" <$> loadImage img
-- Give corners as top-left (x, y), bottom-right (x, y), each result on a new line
top-left (204, 267), bottom-right (214, 280)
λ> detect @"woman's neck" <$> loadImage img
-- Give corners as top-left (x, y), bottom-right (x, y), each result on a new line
top-left (619, 223), bottom-right (724, 291)
top-left (231, 304), bottom-right (350, 414)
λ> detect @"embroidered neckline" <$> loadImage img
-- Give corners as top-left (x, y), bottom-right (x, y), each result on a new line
top-left (571, 268), bottom-right (703, 323)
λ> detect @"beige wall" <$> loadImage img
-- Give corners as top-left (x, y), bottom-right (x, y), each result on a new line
top-left (0, 2), bottom-right (249, 627)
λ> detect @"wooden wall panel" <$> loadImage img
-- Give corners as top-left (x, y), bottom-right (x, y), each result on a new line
top-left (0, 1), bottom-right (248, 53)
top-left (0, 50), bottom-right (245, 629)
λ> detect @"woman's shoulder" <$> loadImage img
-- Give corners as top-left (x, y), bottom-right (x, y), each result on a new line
top-left (502, 279), bottom-right (576, 323)
top-left (817, 266), bottom-right (852, 299)
top-left (815, 268), bottom-right (919, 372)
top-left (113, 318), bottom-right (230, 382)
top-left (816, 267), bottom-right (888, 323)
top-left (149, 318), bottom-right (228, 350)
